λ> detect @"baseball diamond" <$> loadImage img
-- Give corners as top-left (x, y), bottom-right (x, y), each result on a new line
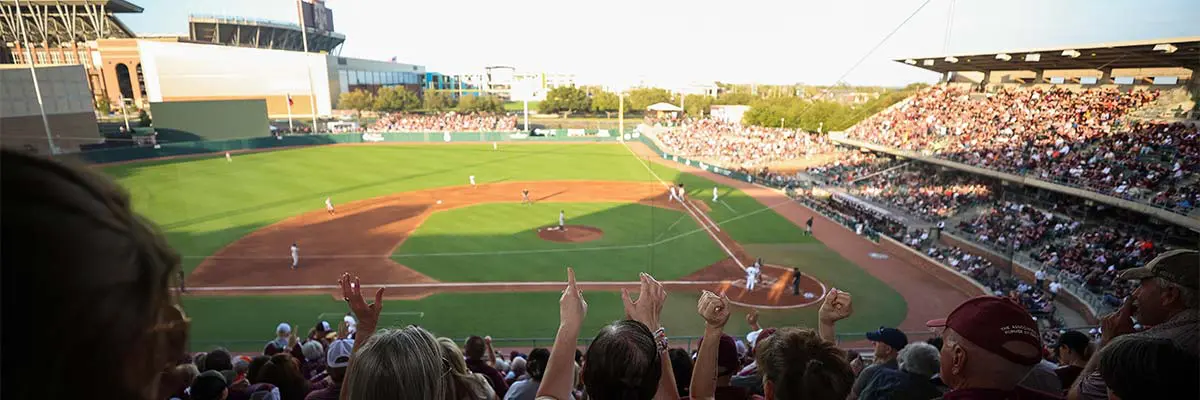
top-left (99, 141), bottom-right (976, 351)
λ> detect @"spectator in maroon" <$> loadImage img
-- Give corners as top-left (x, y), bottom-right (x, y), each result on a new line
top-left (1052, 331), bottom-right (1092, 391)
top-left (299, 341), bottom-right (326, 380)
top-left (306, 339), bottom-right (351, 400)
top-left (257, 354), bottom-right (311, 400)
top-left (465, 335), bottom-right (509, 397)
top-left (1096, 336), bottom-right (1199, 400)
top-left (2, 150), bottom-right (189, 400)
top-left (753, 327), bottom-right (854, 400)
top-left (690, 291), bottom-right (759, 400)
top-left (937, 296), bottom-right (1062, 399)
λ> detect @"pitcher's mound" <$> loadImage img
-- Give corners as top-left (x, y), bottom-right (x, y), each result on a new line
top-left (537, 225), bottom-right (603, 243)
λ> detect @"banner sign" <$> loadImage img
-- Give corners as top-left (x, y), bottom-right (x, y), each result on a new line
top-left (509, 133), bottom-right (530, 139)
top-left (567, 129), bottom-right (586, 137)
top-left (362, 133), bottom-right (384, 142)
top-left (596, 130), bottom-right (612, 137)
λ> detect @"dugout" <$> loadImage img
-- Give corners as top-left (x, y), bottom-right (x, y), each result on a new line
top-left (148, 99), bottom-right (271, 142)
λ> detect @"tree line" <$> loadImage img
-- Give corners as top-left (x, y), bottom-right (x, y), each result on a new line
top-left (337, 87), bottom-right (504, 115)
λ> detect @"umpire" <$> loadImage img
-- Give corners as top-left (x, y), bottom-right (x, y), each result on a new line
top-left (791, 268), bottom-right (803, 295)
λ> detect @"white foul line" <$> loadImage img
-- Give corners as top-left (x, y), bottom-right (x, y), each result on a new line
top-left (183, 280), bottom-right (727, 292)
top-left (620, 141), bottom-right (745, 270)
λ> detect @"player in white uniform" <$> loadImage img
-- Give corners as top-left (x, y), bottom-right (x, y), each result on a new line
top-left (558, 210), bottom-right (566, 231)
top-left (712, 187), bottom-right (719, 202)
top-left (325, 197), bottom-right (335, 215)
top-left (668, 186), bottom-right (678, 203)
top-left (493, 142), bottom-right (498, 151)
top-left (226, 151), bottom-right (232, 162)
top-left (290, 242), bottom-right (299, 269)
top-left (745, 262), bottom-right (760, 291)
top-left (469, 175), bottom-right (476, 188)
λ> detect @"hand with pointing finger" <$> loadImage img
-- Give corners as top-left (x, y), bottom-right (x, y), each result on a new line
top-left (622, 273), bottom-right (666, 330)
top-left (559, 267), bottom-right (587, 330)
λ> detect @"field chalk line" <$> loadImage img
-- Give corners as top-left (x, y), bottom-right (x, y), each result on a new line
top-left (185, 280), bottom-right (727, 292)
top-left (654, 214), bottom-right (689, 242)
top-left (718, 200), bottom-right (737, 213)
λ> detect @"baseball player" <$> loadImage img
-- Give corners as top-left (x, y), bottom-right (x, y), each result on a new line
top-left (469, 175), bottom-right (476, 188)
top-left (493, 142), bottom-right (498, 151)
top-left (557, 210), bottom-right (566, 231)
top-left (805, 217), bottom-right (814, 235)
top-left (677, 183), bottom-right (686, 201)
top-left (225, 151), bottom-right (232, 162)
top-left (712, 186), bottom-right (719, 202)
top-left (443, 131), bottom-right (451, 143)
top-left (745, 260), bottom-right (760, 291)
top-left (290, 242), bottom-right (299, 269)
top-left (521, 189), bottom-right (532, 205)
top-left (668, 185), bottom-right (678, 203)
top-left (325, 197), bottom-right (335, 215)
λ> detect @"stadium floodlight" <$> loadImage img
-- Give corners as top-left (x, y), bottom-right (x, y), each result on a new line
top-left (1153, 44), bottom-right (1178, 53)
top-left (904, 59), bottom-right (917, 65)
top-left (1061, 49), bottom-right (1081, 58)
top-left (944, 56), bottom-right (959, 63)
top-left (995, 53), bottom-right (1012, 61)
top-left (923, 59), bottom-right (935, 66)
top-left (1024, 53), bottom-right (1041, 62)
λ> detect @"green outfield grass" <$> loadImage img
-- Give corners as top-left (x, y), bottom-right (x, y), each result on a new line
top-left (106, 143), bottom-right (906, 351)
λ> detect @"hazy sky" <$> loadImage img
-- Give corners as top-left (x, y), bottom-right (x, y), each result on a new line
top-left (123, 0), bottom-right (1199, 87)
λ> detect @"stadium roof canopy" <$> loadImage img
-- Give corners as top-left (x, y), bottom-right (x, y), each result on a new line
top-left (188, 14), bottom-right (345, 54)
top-left (0, 0), bottom-right (142, 44)
top-left (896, 37), bottom-right (1200, 74)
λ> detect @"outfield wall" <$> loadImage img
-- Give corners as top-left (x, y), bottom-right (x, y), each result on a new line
top-left (72, 131), bottom-right (623, 164)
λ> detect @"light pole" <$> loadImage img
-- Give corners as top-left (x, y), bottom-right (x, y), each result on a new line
top-left (15, 0), bottom-right (56, 154)
top-left (296, 0), bottom-right (319, 132)
top-left (780, 117), bottom-right (785, 128)
top-left (121, 98), bottom-right (131, 132)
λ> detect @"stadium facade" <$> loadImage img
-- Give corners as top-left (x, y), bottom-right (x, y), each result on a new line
top-left (1, 0), bottom-right (424, 119)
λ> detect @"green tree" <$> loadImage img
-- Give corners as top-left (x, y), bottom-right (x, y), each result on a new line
top-left (539, 86), bottom-right (592, 116)
top-left (95, 97), bottom-right (112, 113)
top-left (372, 86), bottom-right (420, 112)
top-left (590, 91), bottom-right (621, 117)
top-left (457, 95), bottom-right (504, 113)
top-left (423, 91), bottom-right (455, 112)
top-left (714, 92), bottom-right (756, 105)
top-left (626, 88), bottom-right (674, 111)
top-left (682, 94), bottom-right (713, 116)
top-left (338, 89), bottom-right (375, 116)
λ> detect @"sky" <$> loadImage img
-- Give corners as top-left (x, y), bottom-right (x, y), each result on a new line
top-left (122, 0), bottom-right (1200, 88)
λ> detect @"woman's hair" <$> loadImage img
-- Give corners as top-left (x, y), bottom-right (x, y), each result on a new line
top-left (581, 320), bottom-right (662, 400)
top-left (527, 348), bottom-right (551, 380)
top-left (1055, 330), bottom-right (1093, 363)
top-left (247, 355), bottom-right (270, 383)
top-left (668, 348), bottom-right (693, 397)
top-left (439, 337), bottom-right (495, 400)
top-left (301, 340), bottom-right (324, 362)
top-left (2, 150), bottom-right (185, 400)
top-left (257, 353), bottom-right (311, 400)
top-left (205, 348), bottom-right (233, 372)
top-left (464, 335), bottom-right (486, 360)
top-left (345, 326), bottom-right (448, 400)
top-left (754, 328), bottom-right (854, 400)
top-left (1099, 336), bottom-right (1199, 400)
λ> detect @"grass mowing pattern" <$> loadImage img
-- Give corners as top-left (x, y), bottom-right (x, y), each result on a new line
top-left (394, 202), bottom-right (724, 282)
top-left (107, 144), bottom-right (904, 350)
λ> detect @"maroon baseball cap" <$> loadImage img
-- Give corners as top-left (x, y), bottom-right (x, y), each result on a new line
top-left (945, 296), bottom-right (1042, 366)
top-left (697, 334), bottom-right (743, 376)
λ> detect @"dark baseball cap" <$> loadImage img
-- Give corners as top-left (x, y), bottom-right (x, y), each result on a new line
top-left (1117, 249), bottom-right (1199, 289)
top-left (865, 327), bottom-right (909, 351)
top-left (945, 296), bottom-right (1042, 366)
top-left (190, 370), bottom-right (228, 400)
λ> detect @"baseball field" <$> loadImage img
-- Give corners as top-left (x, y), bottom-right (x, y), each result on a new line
top-left (104, 141), bottom-right (951, 351)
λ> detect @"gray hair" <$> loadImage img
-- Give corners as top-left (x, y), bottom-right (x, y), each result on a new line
top-left (301, 341), bottom-right (324, 362)
top-left (345, 326), bottom-right (448, 400)
top-left (1156, 278), bottom-right (1199, 309)
top-left (898, 342), bottom-right (940, 377)
top-left (511, 357), bottom-right (527, 376)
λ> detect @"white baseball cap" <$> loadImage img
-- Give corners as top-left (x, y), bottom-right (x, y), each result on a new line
top-left (327, 339), bottom-right (354, 368)
top-left (276, 323), bottom-right (292, 335)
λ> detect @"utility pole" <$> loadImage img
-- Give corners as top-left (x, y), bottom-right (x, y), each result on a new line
top-left (296, 0), bottom-right (319, 132)
top-left (16, 0), bottom-right (56, 154)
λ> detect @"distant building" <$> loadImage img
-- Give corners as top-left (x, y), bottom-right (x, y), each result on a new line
top-left (425, 66), bottom-right (576, 100)
top-left (711, 105), bottom-right (750, 124)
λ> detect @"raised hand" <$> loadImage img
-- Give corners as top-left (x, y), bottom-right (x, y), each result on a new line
top-left (336, 320), bottom-right (350, 340)
top-left (1100, 297), bottom-right (1136, 345)
top-left (559, 267), bottom-right (587, 330)
top-left (746, 308), bottom-right (760, 330)
top-left (819, 288), bottom-right (853, 323)
top-left (622, 273), bottom-right (666, 330)
top-left (339, 272), bottom-right (385, 333)
top-left (698, 290), bottom-right (731, 330)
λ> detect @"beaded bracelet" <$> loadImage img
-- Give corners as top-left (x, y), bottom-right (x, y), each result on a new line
top-left (654, 327), bottom-right (669, 352)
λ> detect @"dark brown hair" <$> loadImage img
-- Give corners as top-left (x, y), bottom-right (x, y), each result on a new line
top-left (582, 320), bottom-right (662, 400)
top-left (754, 328), bottom-right (854, 400)
top-left (2, 150), bottom-right (185, 400)
top-left (464, 335), bottom-right (487, 360)
top-left (1099, 336), bottom-right (1199, 400)
top-left (257, 353), bottom-right (311, 400)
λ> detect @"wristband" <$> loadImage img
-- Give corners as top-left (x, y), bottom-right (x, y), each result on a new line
top-left (654, 327), bottom-right (669, 352)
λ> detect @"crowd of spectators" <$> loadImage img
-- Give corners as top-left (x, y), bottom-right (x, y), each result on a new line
top-left (957, 201), bottom-right (1081, 253)
top-left (1030, 225), bottom-right (1164, 307)
top-left (8, 143), bottom-right (1200, 400)
top-left (847, 165), bottom-right (993, 222)
top-left (924, 245), bottom-right (1060, 322)
top-left (845, 85), bottom-right (1200, 213)
top-left (658, 119), bottom-right (837, 168)
top-left (806, 150), bottom-right (903, 185)
top-left (370, 112), bottom-right (518, 132)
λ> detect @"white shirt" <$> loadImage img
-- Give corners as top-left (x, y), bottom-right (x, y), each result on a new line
top-left (747, 266), bottom-right (759, 276)
top-left (291, 245), bottom-right (298, 256)
top-left (325, 198), bottom-right (332, 208)
top-left (1035, 270), bottom-right (1046, 280)
top-left (713, 187), bottom-right (718, 195)
top-left (559, 212), bottom-right (565, 225)
top-left (1049, 282), bottom-right (1062, 293)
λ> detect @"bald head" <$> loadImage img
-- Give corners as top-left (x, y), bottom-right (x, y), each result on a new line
top-left (939, 329), bottom-right (1038, 391)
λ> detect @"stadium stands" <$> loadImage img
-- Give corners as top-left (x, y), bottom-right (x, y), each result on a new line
top-left (657, 118), bottom-right (837, 168)
top-left (369, 112), bottom-right (518, 132)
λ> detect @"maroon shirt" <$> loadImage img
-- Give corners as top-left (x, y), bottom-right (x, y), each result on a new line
top-left (304, 381), bottom-right (341, 400)
top-left (942, 387), bottom-right (1064, 400)
top-left (466, 358), bottom-right (508, 398)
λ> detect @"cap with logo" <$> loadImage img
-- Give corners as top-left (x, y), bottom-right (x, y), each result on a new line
top-left (1117, 249), bottom-right (1199, 289)
top-left (327, 338), bottom-right (354, 368)
top-left (945, 296), bottom-right (1042, 366)
top-left (865, 327), bottom-right (909, 351)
